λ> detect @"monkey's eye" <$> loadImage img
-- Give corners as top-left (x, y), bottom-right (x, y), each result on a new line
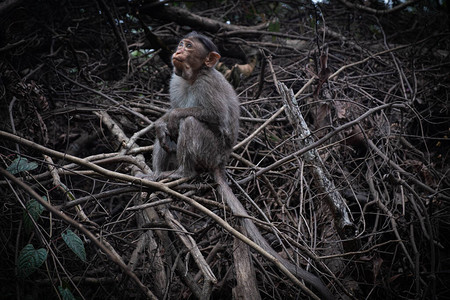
top-left (185, 42), bottom-right (193, 48)
top-left (178, 41), bottom-right (184, 48)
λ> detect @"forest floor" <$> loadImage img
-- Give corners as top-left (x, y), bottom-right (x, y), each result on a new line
top-left (1, 1), bottom-right (449, 299)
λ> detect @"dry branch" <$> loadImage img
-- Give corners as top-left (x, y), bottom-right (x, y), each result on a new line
top-left (1, 2), bottom-right (449, 299)
top-left (140, 4), bottom-right (268, 33)
top-left (0, 167), bottom-right (159, 300)
top-left (280, 82), bottom-right (355, 240)
top-left (337, 0), bottom-right (421, 15)
top-left (0, 130), bottom-right (325, 298)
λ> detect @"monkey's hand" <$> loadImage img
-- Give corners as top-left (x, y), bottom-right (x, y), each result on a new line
top-left (161, 135), bottom-right (177, 153)
top-left (155, 119), bottom-right (177, 153)
top-left (165, 109), bottom-right (182, 134)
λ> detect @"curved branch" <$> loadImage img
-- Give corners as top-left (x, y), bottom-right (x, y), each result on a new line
top-left (337, 0), bottom-right (420, 15)
top-left (0, 130), bottom-right (319, 296)
top-left (0, 167), bottom-right (158, 300)
top-left (140, 5), bottom-right (267, 33)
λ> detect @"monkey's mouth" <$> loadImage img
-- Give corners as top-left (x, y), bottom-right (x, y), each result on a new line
top-left (173, 57), bottom-right (183, 62)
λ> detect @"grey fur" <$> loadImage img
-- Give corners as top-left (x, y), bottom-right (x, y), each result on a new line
top-left (153, 61), bottom-right (240, 177)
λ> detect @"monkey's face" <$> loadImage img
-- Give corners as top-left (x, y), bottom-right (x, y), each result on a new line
top-left (172, 38), bottom-right (208, 81)
top-left (172, 37), bottom-right (221, 82)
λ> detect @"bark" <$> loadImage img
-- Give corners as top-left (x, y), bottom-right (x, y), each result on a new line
top-left (140, 4), bottom-right (267, 33)
top-left (232, 226), bottom-right (261, 300)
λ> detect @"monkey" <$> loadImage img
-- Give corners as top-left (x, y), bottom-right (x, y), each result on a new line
top-left (152, 31), bottom-right (239, 179)
top-left (151, 32), bottom-right (333, 299)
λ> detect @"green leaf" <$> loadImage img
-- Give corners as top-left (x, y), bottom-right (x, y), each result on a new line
top-left (23, 197), bottom-right (46, 232)
top-left (131, 49), bottom-right (141, 57)
top-left (268, 17), bottom-right (280, 42)
top-left (268, 17), bottom-right (280, 32)
top-left (62, 230), bottom-right (86, 262)
top-left (6, 156), bottom-right (38, 175)
top-left (58, 286), bottom-right (77, 300)
top-left (17, 244), bottom-right (47, 278)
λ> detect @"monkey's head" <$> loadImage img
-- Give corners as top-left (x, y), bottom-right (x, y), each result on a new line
top-left (172, 32), bottom-right (221, 83)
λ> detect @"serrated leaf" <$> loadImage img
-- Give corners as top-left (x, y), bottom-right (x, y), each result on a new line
top-left (58, 286), bottom-right (76, 300)
top-left (6, 156), bottom-right (38, 175)
top-left (23, 197), bottom-right (46, 232)
top-left (62, 230), bottom-right (86, 262)
top-left (17, 244), bottom-right (47, 278)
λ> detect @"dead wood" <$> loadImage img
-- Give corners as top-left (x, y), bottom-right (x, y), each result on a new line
top-left (1, 1), bottom-right (449, 300)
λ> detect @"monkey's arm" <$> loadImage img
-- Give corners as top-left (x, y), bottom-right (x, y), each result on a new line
top-left (154, 119), bottom-right (177, 153)
top-left (155, 106), bottom-right (220, 152)
top-left (165, 106), bottom-right (221, 133)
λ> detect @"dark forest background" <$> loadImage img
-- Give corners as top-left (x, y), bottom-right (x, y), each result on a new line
top-left (0, 0), bottom-right (449, 299)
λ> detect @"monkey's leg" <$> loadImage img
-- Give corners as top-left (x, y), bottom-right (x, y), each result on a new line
top-left (152, 138), bottom-right (177, 176)
top-left (176, 116), bottom-right (224, 177)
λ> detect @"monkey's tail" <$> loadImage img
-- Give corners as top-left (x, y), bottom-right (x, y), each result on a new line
top-left (213, 168), bottom-right (334, 300)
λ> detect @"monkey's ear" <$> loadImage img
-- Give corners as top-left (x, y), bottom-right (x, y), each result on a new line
top-left (204, 51), bottom-right (221, 68)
